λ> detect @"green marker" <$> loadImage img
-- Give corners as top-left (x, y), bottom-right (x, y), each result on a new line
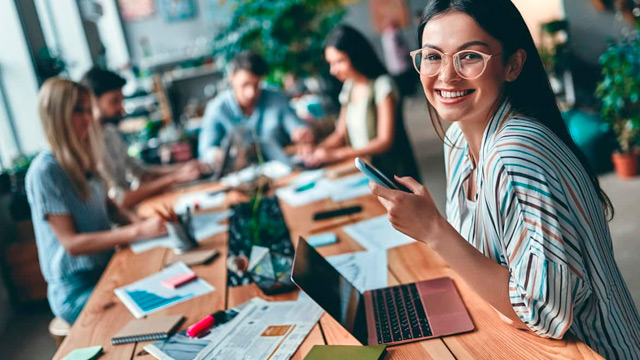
top-left (295, 181), bottom-right (316, 192)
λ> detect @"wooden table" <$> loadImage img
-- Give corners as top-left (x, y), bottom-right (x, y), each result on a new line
top-left (53, 164), bottom-right (603, 360)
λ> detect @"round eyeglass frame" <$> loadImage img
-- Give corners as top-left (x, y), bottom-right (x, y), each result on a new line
top-left (408, 48), bottom-right (502, 80)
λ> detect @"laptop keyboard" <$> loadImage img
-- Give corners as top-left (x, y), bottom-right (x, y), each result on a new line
top-left (372, 283), bottom-right (433, 343)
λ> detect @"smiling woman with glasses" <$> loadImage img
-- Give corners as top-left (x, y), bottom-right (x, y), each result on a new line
top-left (369, 0), bottom-right (640, 358)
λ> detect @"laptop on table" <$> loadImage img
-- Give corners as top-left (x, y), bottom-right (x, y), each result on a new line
top-left (291, 237), bottom-right (474, 346)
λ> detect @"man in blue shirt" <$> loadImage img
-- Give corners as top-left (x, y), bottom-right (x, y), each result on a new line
top-left (198, 51), bottom-right (314, 163)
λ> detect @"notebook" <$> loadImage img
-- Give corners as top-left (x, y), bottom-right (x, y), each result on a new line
top-left (304, 345), bottom-right (387, 360)
top-left (111, 315), bottom-right (185, 345)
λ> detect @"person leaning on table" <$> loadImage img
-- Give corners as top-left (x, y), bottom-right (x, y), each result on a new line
top-left (301, 24), bottom-right (420, 181)
top-left (26, 78), bottom-right (167, 324)
top-left (81, 68), bottom-right (202, 209)
top-left (369, 0), bottom-right (640, 359)
top-left (197, 51), bottom-right (315, 164)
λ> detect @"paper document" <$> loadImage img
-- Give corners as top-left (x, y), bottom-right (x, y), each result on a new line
top-left (343, 215), bottom-right (415, 250)
top-left (260, 160), bottom-right (293, 179)
top-left (221, 161), bottom-right (292, 187)
top-left (115, 262), bottom-right (215, 318)
top-left (130, 211), bottom-right (232, 254)
top-left (328, 173), bottom-right (371, 202)
top-left (173, 191), bottom-right (226, 214)
top-left (275, 179), bottom-right (331, 207)
top-left (276, 171), bottom-right (372, 206)
top-left (191, 210), bottom-right (232, 240)
top-left (327, 250), bottom-right (387, 292)
top-left (194, 296), bottom-right (323, 360)
top-left (145, 301), bottom-right (253, 360)
top-left (288, 169), bottom-right (326, 189)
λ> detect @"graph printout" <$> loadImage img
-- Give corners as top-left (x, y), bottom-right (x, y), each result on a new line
top-left (115, 262), bottom-right (215, 318)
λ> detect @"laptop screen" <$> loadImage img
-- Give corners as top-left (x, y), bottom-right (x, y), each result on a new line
top-left (291, 237), bottom-right (368, 344)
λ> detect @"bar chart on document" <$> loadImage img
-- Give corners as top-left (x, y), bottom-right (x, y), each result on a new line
top-left (115, 262), bottom-right (215, 318)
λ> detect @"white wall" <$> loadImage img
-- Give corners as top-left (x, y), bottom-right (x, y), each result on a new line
top-left (563, 0), bottom-right (627, 65)
top-left (0, 1), bottom-right (46, 161)
top-left (513, 0), bottom-right (564, 44)
top-left (0, 1), bottom-right (36, 331)
top-left (96, 0), bottom-right (130, 69)
top-left (120, 0), bottom-right (231, 64)
top-left (43, 0), bottom-right (94, 80)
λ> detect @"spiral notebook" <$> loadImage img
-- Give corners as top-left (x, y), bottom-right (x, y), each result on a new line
top-left (111, 315), bottom-right (185, 345)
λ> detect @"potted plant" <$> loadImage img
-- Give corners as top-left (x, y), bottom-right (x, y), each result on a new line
top-left (0, 169), bottom-right (10, 195)
top-left (8, 154), bottom-right (35, 221)
top-left (210, 0), bottom-right (345, 85)
top-left (596, 39), bottom-right (640, 178)
top-left (225, 128), bottom-right (296, 294)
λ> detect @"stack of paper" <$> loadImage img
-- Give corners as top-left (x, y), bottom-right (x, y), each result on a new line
top-left (221, 161), bottom-right (292, 187)
top-left (194, 296), bottom-right (323, 360)
top-left (328, 173), bottom-right (371, 202)
top-left (275, 180), bottom-right (331, 207)
top-left (343, 215), bottom-right (415, 250)
top-left (145, 301), bottom-right (254, 360)
top-left (130, 210), bottom-right (232, 254)
top-left (275, 169), bottom-right (331, 207)
top-left (115, 262), bottom-right (215, 318)
top-left (276, 170), bottom-right (372, 207)
top-left (173, 191), bottom-right (226, 214)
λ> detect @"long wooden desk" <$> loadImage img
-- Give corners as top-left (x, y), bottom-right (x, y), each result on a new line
top-left (53, 165), bottom-right (603, 360)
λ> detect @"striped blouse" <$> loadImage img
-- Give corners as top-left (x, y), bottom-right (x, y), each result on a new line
top-left (444, 101), bottom-right (640, 359)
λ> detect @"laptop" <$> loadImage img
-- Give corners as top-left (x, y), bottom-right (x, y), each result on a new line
top-left (291, 237), bottom-right (474, 346)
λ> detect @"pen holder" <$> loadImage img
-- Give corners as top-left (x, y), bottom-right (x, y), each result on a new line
top-left (167, 218), bottom-right (198, 254)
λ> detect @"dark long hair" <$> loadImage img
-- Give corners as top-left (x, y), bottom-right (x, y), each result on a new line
top-left (418, 0), bottom-right (614, 219)
top-left (324, 24), bottom-right (387, 80)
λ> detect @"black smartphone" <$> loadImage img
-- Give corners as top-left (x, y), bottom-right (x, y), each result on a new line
top-left (313, 205), bottom-right (363, 221)
top-left (354, 157), bottom-right (411, 192)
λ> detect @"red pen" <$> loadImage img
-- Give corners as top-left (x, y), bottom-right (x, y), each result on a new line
top-left (186, 310), bottom-right (230, 337)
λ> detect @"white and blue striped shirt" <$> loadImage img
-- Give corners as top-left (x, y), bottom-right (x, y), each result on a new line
top-left (445, 101), bottom-right (640, 359)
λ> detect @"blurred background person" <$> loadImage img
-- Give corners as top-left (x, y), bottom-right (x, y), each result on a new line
top-left (303, 24), bottom-right (420, 181)
top-left (381, 20), bottom-right (417, 99)
top-left (198, 51), bottom-right (314, 166)
top-left (26, 78), bottom-right (167, 324)
top-left (81, 68), bottom-right (201, 208)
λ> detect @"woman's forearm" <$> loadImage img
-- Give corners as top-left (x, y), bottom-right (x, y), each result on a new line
top-left (63, 225), bottom-right (141, 256)
top-left (331, 136), bottom-right (393, 160)
top-left (120, 173), bottom-right (177, 208)
top-left (49, 214), bottom-right (166, 257)
top-left (318, 131), bottom-right (345, 149)
top-left (427, 217), bottom-right (529, 329)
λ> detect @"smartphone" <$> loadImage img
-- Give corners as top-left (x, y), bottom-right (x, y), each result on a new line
top-left (354, 157), bottom-right (411, 192)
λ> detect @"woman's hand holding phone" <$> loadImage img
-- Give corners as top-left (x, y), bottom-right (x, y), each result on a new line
top-left (369, 176), bottom-right (446, 246)
top-left (354, 157), bottom-right (411, 192)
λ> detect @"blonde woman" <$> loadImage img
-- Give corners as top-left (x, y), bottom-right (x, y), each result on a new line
top-left (26, 78), bottom-right (166, 324)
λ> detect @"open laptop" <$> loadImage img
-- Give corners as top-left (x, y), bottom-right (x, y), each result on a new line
top-left (291, 237), bottom-right (474, 346)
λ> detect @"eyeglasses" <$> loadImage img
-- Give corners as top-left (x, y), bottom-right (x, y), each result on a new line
top-left (409, 48), bottom-right (502, 80)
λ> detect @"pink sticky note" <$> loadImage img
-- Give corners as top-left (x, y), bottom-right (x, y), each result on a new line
top-left (162, 273), bottom-right (198, 289)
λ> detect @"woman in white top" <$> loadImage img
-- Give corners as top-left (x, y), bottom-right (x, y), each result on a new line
top-left (303, 25), bottom-right (420, 180)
